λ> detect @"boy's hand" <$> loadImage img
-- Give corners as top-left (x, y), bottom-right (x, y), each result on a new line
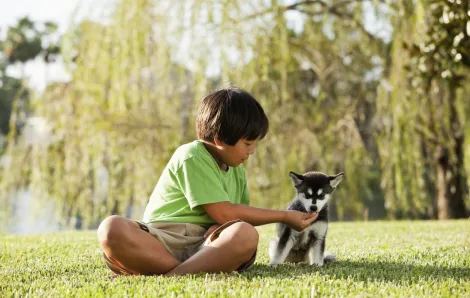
top-left (284, 210), bottom-right (318, 231)
top-left (204, 224), bottom-right (221, 238)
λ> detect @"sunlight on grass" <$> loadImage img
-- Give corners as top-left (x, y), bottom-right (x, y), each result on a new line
top-left (1, 221), bottom-right (469, 297)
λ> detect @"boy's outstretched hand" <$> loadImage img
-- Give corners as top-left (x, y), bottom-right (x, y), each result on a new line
top-left (284, 210), bottom-right (318, 231)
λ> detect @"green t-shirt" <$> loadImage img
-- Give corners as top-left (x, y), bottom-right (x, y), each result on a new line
top-left (142, 140), bottom-right (250, 227)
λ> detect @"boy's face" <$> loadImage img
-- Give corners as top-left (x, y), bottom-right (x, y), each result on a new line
top-left (219, 138), bottom-right (256, 167)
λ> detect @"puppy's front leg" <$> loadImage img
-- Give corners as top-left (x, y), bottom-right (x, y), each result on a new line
top-left (308, 238), bottom-right (325, 266)
top-left (269, 230), bottom-right (294, 265)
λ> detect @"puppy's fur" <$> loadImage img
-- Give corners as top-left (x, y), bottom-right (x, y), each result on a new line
top-left (269, 171), bottom-right (344, 266)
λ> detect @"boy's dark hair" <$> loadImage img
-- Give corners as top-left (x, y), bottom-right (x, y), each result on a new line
top-left (196, 86), bottom-right (269, 146)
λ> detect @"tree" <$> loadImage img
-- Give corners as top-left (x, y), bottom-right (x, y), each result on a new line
top-left (376, 0), bottom-right (469, 219)
top-left (410, 0), bottom-right (469, 219)
top-left (0, 17), bottom-right (61, 140)
top-left (0, 17), bottom-right (62, 228)
top-left (1, 1), bottom-right (468, 229)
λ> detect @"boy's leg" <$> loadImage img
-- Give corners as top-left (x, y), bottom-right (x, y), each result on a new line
top-left (97, 215), bottom-right (181, 275)
top-left (165, 222), bottom-right (259, 276)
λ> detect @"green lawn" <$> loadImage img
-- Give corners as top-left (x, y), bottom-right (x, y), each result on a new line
top-left (1, 220), bottom-right (469, 297)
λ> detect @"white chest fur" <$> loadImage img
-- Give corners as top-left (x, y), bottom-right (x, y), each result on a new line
top-left (293, 221), bottom-right (328, 247)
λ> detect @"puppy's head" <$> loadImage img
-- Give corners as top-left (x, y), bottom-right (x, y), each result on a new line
top-left (289, 171), bottom-right (344, 212)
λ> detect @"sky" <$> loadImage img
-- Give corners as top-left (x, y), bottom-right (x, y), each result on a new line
top-left (0, 0), bottom-right (116, 91)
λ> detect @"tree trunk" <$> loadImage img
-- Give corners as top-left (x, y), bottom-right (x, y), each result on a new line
top-left (435, 82), bottom-right (468, 219)
top-left (436, 145), bottom-right (450, 219)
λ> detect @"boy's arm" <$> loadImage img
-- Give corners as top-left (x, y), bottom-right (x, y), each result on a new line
top-left (201, 201), bottom-right (318, 231)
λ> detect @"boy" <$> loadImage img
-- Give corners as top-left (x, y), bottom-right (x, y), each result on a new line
top-left (97, 86), bottom-right (318, 276)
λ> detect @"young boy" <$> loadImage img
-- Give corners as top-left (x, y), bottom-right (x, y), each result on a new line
top-left (97, 86), bottom-right (318, 276)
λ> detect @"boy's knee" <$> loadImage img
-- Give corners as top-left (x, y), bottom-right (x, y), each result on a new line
top-left (226, 222), bottom-right (259, 254)
top-left (97, 215), bottom-right (127, 249)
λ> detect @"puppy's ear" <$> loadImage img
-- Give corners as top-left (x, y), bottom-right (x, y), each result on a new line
top-left (329, 172), bottom-right (344, 188)
top-left (289, 172), bottom-right (304, 187)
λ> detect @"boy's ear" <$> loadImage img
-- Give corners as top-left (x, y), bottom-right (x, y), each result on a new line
top-left (329, 172), bottom-right (344, 188)
top-left (213, 137), bottom-right (224, 147)
top-left (289, 172), bottom-right (304, 187)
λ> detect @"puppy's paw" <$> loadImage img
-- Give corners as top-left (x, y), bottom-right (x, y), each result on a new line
top-left (323, 252), bottom-right (336, 264)
top-left (308, 261), bottom-right (324, 267)
top-left (268, 259), bottom-right (282, 266)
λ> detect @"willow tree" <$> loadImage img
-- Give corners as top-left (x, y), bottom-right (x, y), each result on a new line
top-left (377, 0), bottom-right (469, 219)
top-left (157, 0), bottom-right (385, 219)
top-left (0, 0), bottom-right (197, 228)
top-left (1, 0), bottom-right (387, 229)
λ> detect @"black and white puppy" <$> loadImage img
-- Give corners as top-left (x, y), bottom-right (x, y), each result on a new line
top-left (269, 171), bottom-right (344, 266)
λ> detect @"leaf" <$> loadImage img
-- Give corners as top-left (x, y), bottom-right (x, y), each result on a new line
top-left (452, 32), bottom-right (464, 47)
top-left (44, 22), bottom-right (58, 33)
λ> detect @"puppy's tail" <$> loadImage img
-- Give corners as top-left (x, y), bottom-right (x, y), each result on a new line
top-left (323, 252), bottom-right (336, 264)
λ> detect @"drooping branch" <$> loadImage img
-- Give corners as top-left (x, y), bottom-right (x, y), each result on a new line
top-left (239, 0), bottom-right (380, 22)
top-left (233, 0), bottom-right (383, 44)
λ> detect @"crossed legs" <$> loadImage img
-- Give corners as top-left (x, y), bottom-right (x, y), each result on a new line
top-left (97, 215), bottom-right (259, 276)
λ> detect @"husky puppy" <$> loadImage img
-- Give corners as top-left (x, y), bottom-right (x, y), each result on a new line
top-left (269, 171), bottom-right (344, 266)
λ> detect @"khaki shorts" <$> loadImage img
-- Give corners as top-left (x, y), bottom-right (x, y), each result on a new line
top-left (103, 219), bottom-right (257, 275)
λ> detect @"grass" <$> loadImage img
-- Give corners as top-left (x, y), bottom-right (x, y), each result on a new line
top-left (1, 220), bottom-right (469, 297)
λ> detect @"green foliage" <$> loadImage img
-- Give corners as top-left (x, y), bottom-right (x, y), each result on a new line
top-left (0, 16), bottom-right (60, 143)
top-left (413, 0), bottom-right (470, 78)
top-left (2, 17), bottom-right (60, 63)
top-left (1, 221), bottom-right (469, 297)
top-left (376, 0), bottom-right (470, 219)
top-left (1, 0), bottom-right (385, 226)
top-left (0, 75), bottom-right (24, 136)
top-left (0, 1), bottom-right (469, 226)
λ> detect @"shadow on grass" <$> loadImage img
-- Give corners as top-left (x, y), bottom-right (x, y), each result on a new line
top-left (241, 260), bottom-right (470, 282)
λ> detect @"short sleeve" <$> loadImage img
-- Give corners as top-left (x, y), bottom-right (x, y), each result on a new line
top-left (175, 156), bottom-right (231, 209)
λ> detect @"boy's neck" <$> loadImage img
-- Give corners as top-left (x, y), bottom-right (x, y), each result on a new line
top-left (201, 141), bottom-right (229, 171)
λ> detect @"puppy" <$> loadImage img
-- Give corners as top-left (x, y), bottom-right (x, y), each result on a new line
top-left (269, 171), bottom-right (344, 266)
